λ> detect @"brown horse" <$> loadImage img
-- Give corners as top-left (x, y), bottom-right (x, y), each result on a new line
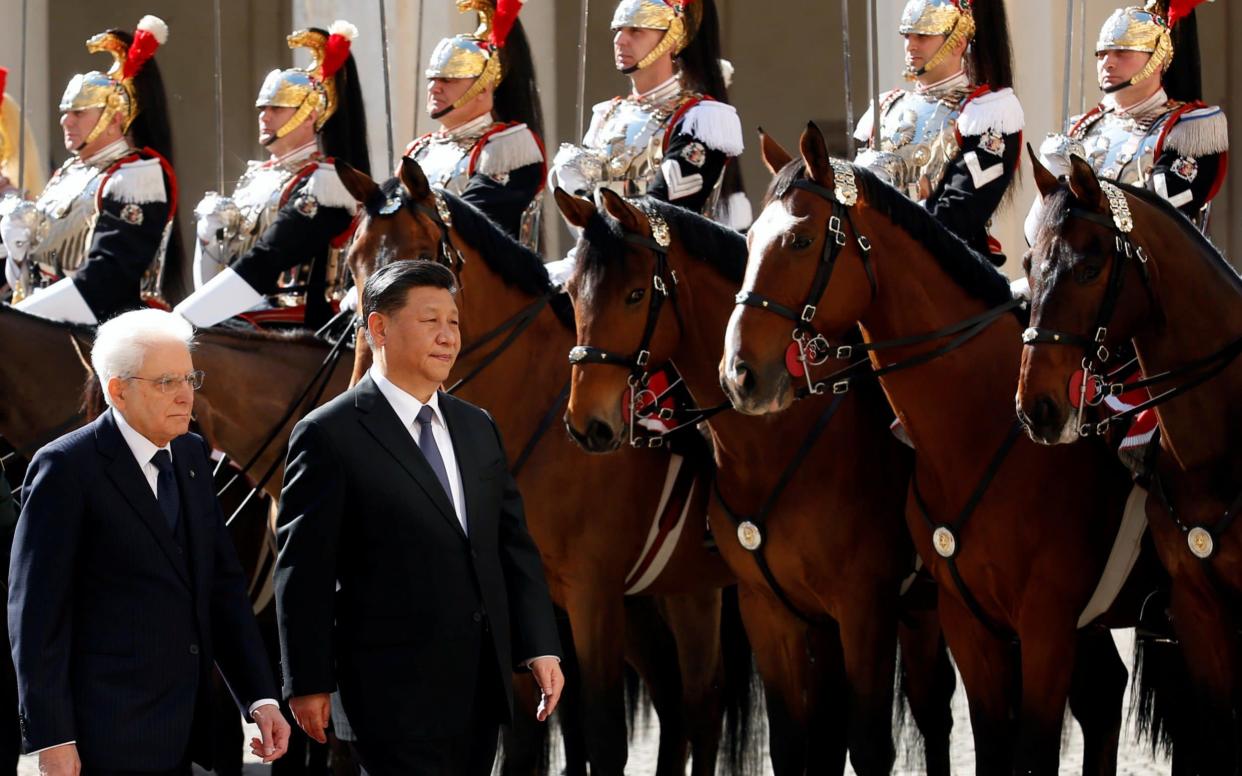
top-left (1017, 154), bottom-right (1242, 771)
top-left (554, 186), bottom-right (957, 775)
top-left (719, 123), bottom-right (1164, 774)
top-left (334, 159), bottom-right (746, 776)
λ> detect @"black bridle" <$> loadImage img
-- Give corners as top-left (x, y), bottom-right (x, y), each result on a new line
top-left (567, 208), bottom-right (729, 447)
top-left (734, 166), bottom-right (1020, 398)
top-left (1021, 185), bottom-right (1242, 437)
top-left (733, 170), bottom-right (876, 397)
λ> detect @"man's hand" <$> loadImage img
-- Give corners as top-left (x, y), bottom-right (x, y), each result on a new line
top-left (530, 657), bottom-right (564, 722)
top-left (37, 742), bottom-right (80, 776)
top-left (289, 693), bottom-right (332, 744)
top-left (250, 704), bottom-right (292, 763)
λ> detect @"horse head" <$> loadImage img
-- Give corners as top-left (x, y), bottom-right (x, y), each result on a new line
top-left (1016, 152), bottom-right (1158, 445)
top-left (722, 122), bottom-right (877, 416)
top-left (556, 187), bottom-right (686, 452)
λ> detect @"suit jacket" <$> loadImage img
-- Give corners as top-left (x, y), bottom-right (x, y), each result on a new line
top-left (6, 410), bottom-right (277, 770)
top-left (274, 375), bottom-right (561, 742)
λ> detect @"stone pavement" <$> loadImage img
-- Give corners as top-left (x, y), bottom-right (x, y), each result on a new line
top-left (17, 631), bottom-right (1173, 775)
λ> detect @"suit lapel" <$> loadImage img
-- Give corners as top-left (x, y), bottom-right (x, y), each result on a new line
top-left (96, 412), bottom-right (191, 588)
top-left (354, 376), bottom-right (466, 540)
top-left (439, 394), bottom-right (483, 539)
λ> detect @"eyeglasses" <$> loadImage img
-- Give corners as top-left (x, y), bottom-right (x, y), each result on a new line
top-left (126, 370), bottom-right (206, 393)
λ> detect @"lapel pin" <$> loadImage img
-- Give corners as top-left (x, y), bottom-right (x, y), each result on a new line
top-left (189, 469), bottom-right (196, 479)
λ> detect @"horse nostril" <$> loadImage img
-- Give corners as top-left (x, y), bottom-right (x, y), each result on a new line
top-left (734, 361), bottom-right (756, 393)
top-left (1031, 395), bottom-right (1061, 430)
top-left (585, 419), bottom-right (615, 450)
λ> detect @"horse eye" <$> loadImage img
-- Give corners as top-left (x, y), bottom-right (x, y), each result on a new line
top-left (418, 253), bottom-right (433, 262)
top-left (1074, 259), bottom-right (1103, 284)
top-left (791, 235), bottom-right (814, 250)
top-left (626, 288), bottom-right (646, 304)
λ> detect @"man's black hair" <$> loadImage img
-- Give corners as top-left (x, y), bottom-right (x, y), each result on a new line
top-left (362, 261), bottom-right (459, 321)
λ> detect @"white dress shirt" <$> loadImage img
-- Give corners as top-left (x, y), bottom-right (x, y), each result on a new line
top-left (370, 366), bottom-right (469, 533)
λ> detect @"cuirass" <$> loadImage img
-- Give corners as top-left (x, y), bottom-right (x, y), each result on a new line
top-left (856, 86), bottom-right (971, 199)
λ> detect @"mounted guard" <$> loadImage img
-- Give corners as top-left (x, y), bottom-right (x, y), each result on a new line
top-left (0, 67), bottom-right (46, 200)
top-left (407, 0), bottom-right (547, 251)
top-left (854, 0), bottom-right (1023, 262)
top-left (176, 20), bottom-right (370, 330)
top-left (1027, 0), bottom-right (1227, 237)
top-left (2, 15), bottom-right (178, 323)
top-left (545, 0), bottom-right (747, 285)
top-left (1026, 0), bottom-right (1226, 466)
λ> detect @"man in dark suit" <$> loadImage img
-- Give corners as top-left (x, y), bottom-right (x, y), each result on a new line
top-left (8, 309), bottom-right (290, 775)
top-left (276, 260), bottom-right (564, 775)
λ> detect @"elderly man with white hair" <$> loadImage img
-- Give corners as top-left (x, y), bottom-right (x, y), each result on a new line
top-left (7, 308), bottom-right (290, 775)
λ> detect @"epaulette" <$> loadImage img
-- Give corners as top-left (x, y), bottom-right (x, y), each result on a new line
top-left (957, 87), bottom-right (1025, 137)
top-left (97, 148), bottom-right (178, 223)
top-left (282, 160), bottom-right (358, 215)
top-left (669, 96), bottom-right (744, 156)
top-left (1160, 102), bottom-right (1229, 159)
top-left (470, 122), bottom-right (546, 179)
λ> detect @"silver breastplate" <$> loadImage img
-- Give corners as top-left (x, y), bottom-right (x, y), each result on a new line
top-left (1069, 108), bottom-right (1175, 187)
top-left (551, 90), bottom-right (689, 201)
top-left (29, 158), bottom-right (110, 278)
top-left (412, 135), bottom-right (477, 194)
top-left (227, 161), bottom-right (300, 260)
top-left (856, 87), bottom-right (971, 199)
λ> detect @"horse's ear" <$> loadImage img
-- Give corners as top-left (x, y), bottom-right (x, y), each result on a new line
top-left (798, 121), bottom-right (833, 187)
top-left (598, 189), bottom-right (647, 235)
top-left (336, 161), bottom-right (380, 206)
top-left (1028, 143), bottom-right (1060, 199)
top-left (759, 127), bottom-right (793, 175)
top-left (554, 187), bottom-right (596, 229)
top-left (1067, 154), bottom-right (1104, 210)
top-left (399, 156), bottom-right (432, 201)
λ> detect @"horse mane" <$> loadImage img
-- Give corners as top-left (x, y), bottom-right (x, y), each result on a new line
top-left (370, 178), bottom-right (574, 329)
top-left (642, 199), bottom-right (747, 284)
top-left (2, 303), bottom-right (96, 335)
top-left (1040, 179), bottom-right (1242, 288)
top-left (196, 325), bottom-right (333, 348)
top-left (574, 199), bottom-right (747, 285)
top-left (767, 160), bottom-right (1019, 313)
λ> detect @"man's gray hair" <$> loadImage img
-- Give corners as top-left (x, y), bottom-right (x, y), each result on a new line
top-left (92, 309), bottom-right (196, 407)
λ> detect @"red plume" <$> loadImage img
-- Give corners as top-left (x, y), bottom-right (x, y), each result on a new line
top-left (322, 20), bottom-right (358, 80)
top-left (489, 0), bottom-right (526, 49)
top-left (1168, 0), bottom-right (1210, 27)
top-left (122, 15), bottom-right (168, 80)
top-left (0, 68), bottom-right (7, 109)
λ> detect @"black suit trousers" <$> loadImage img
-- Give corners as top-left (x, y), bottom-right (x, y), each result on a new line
top-left (352, 638), bottom-right (504, 776)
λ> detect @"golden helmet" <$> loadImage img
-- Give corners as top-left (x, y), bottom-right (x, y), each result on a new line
top-left (899, 0), bottom-right (976, 78)
top-left (256, 20), bottom-right (358, 138)
top-left (425, 0), bottom-right (528, 120)
top-left (611, 0), bottom-right (703, 74)
top-left (1096, 3), bottom-right (1174, 92)
top-left (59, 15), bottom-right (168, 149)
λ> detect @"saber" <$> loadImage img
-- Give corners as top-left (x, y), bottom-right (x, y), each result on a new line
top-left (575, 0), bottom-right (591, 142)
top-left (413, 0), bottom-right (425, 140)
top-left (17, 0), bottom-right (28, 193)
top-left (212, 0), bottom-right (224, 193)
top-left (1060, 0), bottom-right (1075, 129)
top-left (841, 0), bottom-right (855, 156)
top-left (378, 0), bottom-right (396, 172)
top-left (1077, 0), bottom-right (1088, 115)
top-left (866, 0), bottom-right (880, 149)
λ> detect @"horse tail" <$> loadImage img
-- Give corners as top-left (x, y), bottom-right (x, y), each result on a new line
top-left (1130, 632), bottom-right (1191, 762)
top-left (720, 584), bottom-right (766, 776)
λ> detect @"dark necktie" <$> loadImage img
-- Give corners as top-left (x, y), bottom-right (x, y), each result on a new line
top-left (150, 449), bottom-right (180, 533)
top-left (416, 405), bottom-right (455, 513)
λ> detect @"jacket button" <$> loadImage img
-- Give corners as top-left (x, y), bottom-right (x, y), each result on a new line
top-left (189, 644), bottom-right (200, 655)
top-left (472, 611), bottom-right (483, 623)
